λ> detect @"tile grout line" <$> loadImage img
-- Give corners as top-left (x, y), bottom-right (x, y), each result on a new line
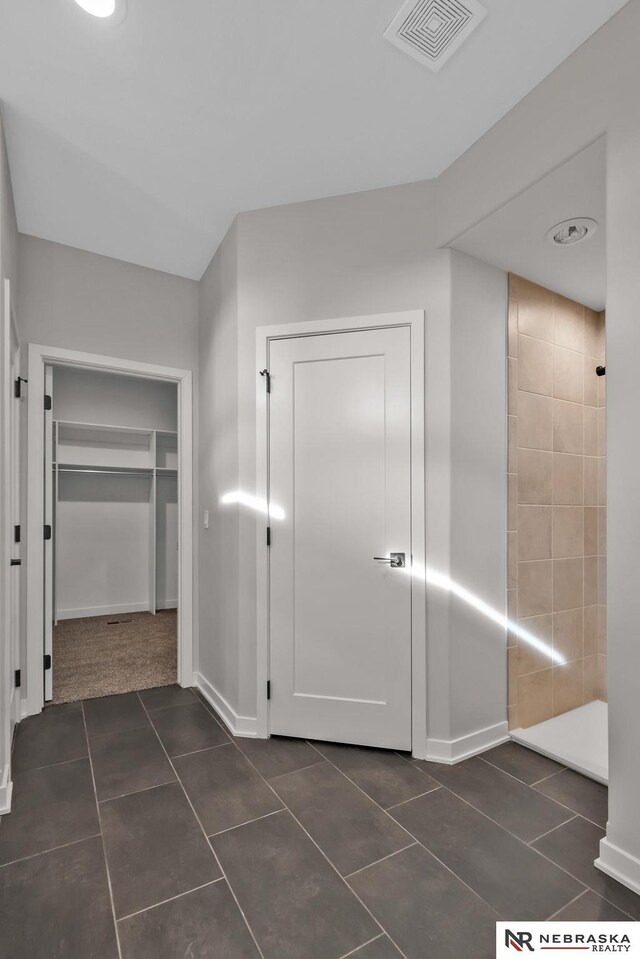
top-left (208, 807), bottom-right (286, 839)
top-left (527, 814), bottom-right (578, 846)
top-left (11, 752), bottom-right (90, 775)
top-left (187, 700), bottom-right (637, 924)
top-left (135, 691), bottom-right (268, 959)
top-left (81, 701), bottom-right (124, 959)
top-left (474, 755), bottom-right (607, 831)
top-left (171, 741), bottom-right (232, 760)
top-left (224, 735), bottom-right (410, 959)
top-left (344, 843), bottom-right (418, 880)
top-left (385, 786), bottom-right (442, 811)
top-left (98, 776), bottom-right (178, 805)
top-left (0, 832), bottom-right (103, 871)
top-left (117, 877), bottom-right (225, 922)
top-left (338, 933), bottom-right (386, 959)
top-left (308, 748), bottom-right (509, 924)
top-left (477, 753), bottom-right (567, 785)
top-left (263, 758), bottom-right (329, 782)
top-left (529, 767), bottom-right (570, 787)
top-left (546, 889), bottom-right (591, 921)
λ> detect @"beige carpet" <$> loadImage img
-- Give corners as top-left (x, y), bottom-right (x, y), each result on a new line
top-left (52, 609), bottom-right (177, 704)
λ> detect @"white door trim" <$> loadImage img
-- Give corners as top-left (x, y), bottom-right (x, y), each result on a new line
top-left (1, 278), bottom-right (20, 814)
top-left (255, 310), bottom-right (426, 755)
top-left (25, 344), bottom-right (194, 717)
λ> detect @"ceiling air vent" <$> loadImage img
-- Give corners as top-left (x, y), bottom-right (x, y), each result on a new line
top-left (384, 0), bottom-right (487, 72)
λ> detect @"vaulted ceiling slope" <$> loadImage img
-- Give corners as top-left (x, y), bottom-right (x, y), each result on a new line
top-left (0, 0), bottom-right (630, 279)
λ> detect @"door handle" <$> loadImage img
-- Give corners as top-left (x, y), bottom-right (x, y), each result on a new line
top-left (373, 552), bottom-right (405, 568)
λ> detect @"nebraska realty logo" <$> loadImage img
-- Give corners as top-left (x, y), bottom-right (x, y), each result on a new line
top-left (497, 923), bottom-right (640, 956)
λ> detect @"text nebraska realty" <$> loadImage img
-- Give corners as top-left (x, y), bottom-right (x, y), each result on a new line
top-left (538, 932), bottom-right (631, 952)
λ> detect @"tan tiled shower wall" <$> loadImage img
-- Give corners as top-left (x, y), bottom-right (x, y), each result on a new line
top-left (507, 274), bottom-right (606, 730)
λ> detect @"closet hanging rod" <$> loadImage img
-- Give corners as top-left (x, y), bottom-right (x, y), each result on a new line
top-left (56, 467), bottom-right (153, 476)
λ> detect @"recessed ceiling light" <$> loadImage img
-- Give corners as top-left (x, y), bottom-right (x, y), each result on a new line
top-left (545, 218), bottom-right (598, 246)
top-left (74, 0), bottom-right (117, 18)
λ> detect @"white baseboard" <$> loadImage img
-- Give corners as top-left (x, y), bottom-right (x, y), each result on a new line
top-left (194, 672), bottom-right (258, 738)
top-left (424, 720), bottom-right (509, 764)
top-left (596, 836), bottom-right (640, 896)
top-left (0, 764), bottom-right (13, 815)
top-left (156, 600), bottom-right (178, 610)
top-left (58, 602), bottom-right (151, 620)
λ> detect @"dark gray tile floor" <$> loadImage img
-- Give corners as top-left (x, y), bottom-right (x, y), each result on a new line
top-left (1, 686), bottom-right (638, 959)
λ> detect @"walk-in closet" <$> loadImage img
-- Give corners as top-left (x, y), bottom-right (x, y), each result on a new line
top-left (46, 366), bottom-right (179, 703)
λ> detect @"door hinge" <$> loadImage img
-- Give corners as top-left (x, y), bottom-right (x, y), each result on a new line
top-left (44, 654), bottom-right (52, 671)
top-left (14, 376), bottom-right (28, 398)
top-left (14, 525), bottom-right (20, 544)
top-left (266, 526), bottom-right (271, 547)
top-left (43, 524), bottom-right (52, 541)
top-left (259, 369), bottom-right (271, 393)
top-left (10, 558), bottom-right (21, 566)
top-left (15, 669), bottom-right (21, 689)
top-left (267, 680), bottom-right (271, 700)
top-left (44, 394), bottom-right (52, 411)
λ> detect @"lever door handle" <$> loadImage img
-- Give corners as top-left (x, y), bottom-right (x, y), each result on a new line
top-left (373, 552), bottom-right (405, 568)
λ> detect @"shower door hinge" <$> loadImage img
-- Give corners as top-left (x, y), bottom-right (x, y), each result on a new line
top-left (15, 669), bottom-right (21, 689)
top-left (44, 394), bottom-right (52, 411)
top-left (43, 654), bottom-right (52, 671)
top-left (259, 369), bottom-right (271, 393)
top-left (266, 526), bottom-right (271, 547)
top-left (267, 680), bottom-right (271, 700)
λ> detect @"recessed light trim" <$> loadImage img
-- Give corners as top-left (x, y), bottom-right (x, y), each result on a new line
top-left (74, 0), bottom-right (116, 16)
top-left (545, 218), bottom-right (598, 246)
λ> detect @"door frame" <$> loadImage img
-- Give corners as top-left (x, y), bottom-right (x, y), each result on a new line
top-left (1, 278), bottom-right (20, 813)
top-left (25, 343), bottom-right (194, 717)
top-left (255, 310), bottom-right (426, 755)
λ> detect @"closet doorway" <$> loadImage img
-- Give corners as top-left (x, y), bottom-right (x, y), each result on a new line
top-left (26, 346), bottom-right (193, 716)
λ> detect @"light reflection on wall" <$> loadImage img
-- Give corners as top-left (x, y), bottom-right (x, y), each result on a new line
top-left (219, 490), bottom-right (285, 521)
top-left (408, 561), bottom-right (565, 666)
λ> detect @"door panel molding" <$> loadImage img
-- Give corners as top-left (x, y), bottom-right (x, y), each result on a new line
top-left (256, 311), bottom-right (425, 754)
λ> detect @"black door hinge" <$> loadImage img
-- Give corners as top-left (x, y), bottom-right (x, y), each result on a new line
top-left (14, 525), bottom-right (20, 544)
top-left (44, 394), bottom-right (52, 411)
top-left (266, 526), bottom-right (271, 547)
top-left (259, 369), bottom-right (271, 393)
top-left (267, 680), bottom-right (271, 700)
top-left (43, 524), bottom-right (52, 541)
top-left (10, 558), bottom-right (21, 566)
top-left (44, 654), bottom-right (52, 671)
top-left (14, 376), bottom-right (28, 398)
top-left (15, 669), bottom-right (21, 689)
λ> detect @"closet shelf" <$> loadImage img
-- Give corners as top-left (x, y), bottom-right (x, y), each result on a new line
top-left (57, 463), bottom-right (154, 476)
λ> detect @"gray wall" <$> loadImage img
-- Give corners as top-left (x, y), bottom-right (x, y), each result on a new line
top-left (198, 220), bottom-right (240, 709)
top-left (17, 234), bottom-right (199, 370)
top-left (432, 0), bottom-right (640, 885)
top-left (197, 181), bottom-right (509, 756)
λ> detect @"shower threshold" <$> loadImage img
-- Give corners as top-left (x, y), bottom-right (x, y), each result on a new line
top-left (510, 700), bottom-right (608, 785)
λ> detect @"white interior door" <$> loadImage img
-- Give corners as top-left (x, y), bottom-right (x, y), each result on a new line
top-left (43, 365), bottom-right (53, 701)
top-left (268, 326), bottom-right (412, 750)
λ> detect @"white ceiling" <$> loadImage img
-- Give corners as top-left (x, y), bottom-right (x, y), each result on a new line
top-left (452, 138), bottom-right (606, 310)
top-left (0, 0), bottom-right (627, 279)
